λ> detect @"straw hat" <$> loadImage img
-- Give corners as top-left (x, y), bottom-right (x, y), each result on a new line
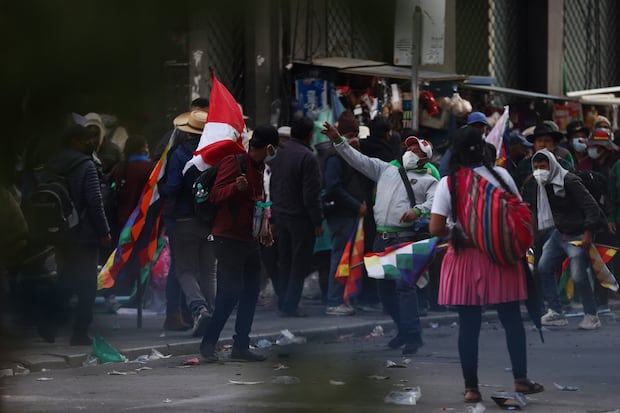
top-left (173, 111), bottom-right (207, 134)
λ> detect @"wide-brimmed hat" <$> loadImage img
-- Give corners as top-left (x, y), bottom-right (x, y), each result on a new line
top-left (526, 124), bottom-right (563, 143)
top-left (587, 128), bottom-right (619, 151)
top-left (174, 110), bottom-right (207, 134)
top-left (404, 136), bottom-right (433, 158)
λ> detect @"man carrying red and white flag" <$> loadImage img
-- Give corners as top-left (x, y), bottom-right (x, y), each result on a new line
top-left (183, 70), bottom-right (247, 174)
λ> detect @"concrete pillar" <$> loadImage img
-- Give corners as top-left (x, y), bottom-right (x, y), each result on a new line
top-left (547, 0), bottom-right (564, 95)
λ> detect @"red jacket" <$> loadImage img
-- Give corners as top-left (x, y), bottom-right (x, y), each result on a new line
top-left (210, 153), bottom-right (264, 241)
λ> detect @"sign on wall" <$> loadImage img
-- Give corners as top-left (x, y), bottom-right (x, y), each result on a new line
top-left (394, 0), bottom-right (446, 66)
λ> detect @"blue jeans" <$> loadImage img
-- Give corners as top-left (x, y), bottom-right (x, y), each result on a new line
top-left (373, 234), bottom-right (422, 342)
top-left (537, 229), bottom-right (597, 315)
top-left (326, 216), bottom-right (357, 307)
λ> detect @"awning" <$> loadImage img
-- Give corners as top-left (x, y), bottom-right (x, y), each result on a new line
top-left (566, 86), bottom-right (620, 97)
top-left (459, 83), bottom-right (575, 102)
top-left (294, 57), bottom-right (468, 82)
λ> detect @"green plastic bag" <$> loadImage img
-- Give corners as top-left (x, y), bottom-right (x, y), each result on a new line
top-left (92, 335), bottom-right (126, 363)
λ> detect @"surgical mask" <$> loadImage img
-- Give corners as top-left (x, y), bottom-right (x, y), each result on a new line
top-left (572, 138), bottom-right (587, 153)
top-left (265, 147), bottom-right (278, 162)
top-left (402, 151), bottom-right (421, 169)
top-left (533, 169), bottom-right (550, 186)
top-left (587, 147), bottom-right (601, 160)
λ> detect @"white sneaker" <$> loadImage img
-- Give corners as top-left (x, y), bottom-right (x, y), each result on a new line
top-left (325, 303), bottom-right (355, 316)
top-left (541, 309), bottom-right (568, 326)
top-left (578, 314), bottom-right (602, 330)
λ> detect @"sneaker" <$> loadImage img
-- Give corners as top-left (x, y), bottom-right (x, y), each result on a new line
top-left (402, 335), bottom-right (424, 355)
top-left (578, 314), bottom-right (602, 330)
top-left (192, 307), bottom-right (211, 338)
top-left (230, 348), bottom-right (267, 362)
top-left (541, 309), bottom-right (568, 326)
top-left (387, 335), bottom-right (405, 349)
top-left (200, 343), bottom-right (219, 363)
top-left (325, 303), bottom-right (355, 316)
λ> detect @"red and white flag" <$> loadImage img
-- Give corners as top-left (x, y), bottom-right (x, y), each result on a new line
top-left (183, 71), bottom-right (247, 173)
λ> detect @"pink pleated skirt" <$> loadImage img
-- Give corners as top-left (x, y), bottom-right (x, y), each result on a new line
top-left (438, 245), bottom-right (527, 306)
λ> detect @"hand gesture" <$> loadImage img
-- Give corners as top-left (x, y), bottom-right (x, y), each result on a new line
top-left (321, 122), bottom-right (341, 142)
top-left (236, 175), bottom-right (248, 192)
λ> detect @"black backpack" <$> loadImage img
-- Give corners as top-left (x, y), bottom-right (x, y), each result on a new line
top-left (574, 170), bottom-right (609, 213)
top-left (193, 153), bottom-right (246, 226)
top-left (25, 158), bottom-right (90, 243)
top-left (574, 170), bottom-right (609, 232)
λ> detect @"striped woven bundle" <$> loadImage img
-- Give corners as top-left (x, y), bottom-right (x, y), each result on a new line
top-left (455, 168), bottom-right (533, 266)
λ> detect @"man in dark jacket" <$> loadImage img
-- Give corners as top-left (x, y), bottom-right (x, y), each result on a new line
top-left (532, 149), bottom-right (604, 330)
top-left (200, 125), bottom-right (279, 362)
top-left (269, 117), bottom-right (324, 317)
top-left (45, 124), bottom-right (111, 345)
top-left (160, 111), bottom-right (215, 338)
top-left (318, 112), bottom-right (372, 315)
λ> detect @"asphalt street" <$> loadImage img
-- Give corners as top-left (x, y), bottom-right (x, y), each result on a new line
top-left (2, 310), bottom-right (620, 413)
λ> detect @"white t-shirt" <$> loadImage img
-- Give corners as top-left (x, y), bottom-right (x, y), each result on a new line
top-left (431, 166), bottom-right (520, 221)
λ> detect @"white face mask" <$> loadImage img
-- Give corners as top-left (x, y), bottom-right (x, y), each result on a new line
top-left (587, 147), bottom-right (601, 160)
top-left (402, 151), bottom-right (421, 169)
top-left (572, 138), bottom-right (587, 153)
top-left (533, 169), bottom-right (551, 186)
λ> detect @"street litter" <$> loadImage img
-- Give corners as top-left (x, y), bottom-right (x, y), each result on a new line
top-left (329, 380), bottom-right (346, 385)
top-left (182, 358), bottom-right (200, 366)
top-left (491, 392), bottom-right (528, 410)
top-left (14, 365), bottom-right (30, 376)
top-left (385, 360), bottom-right (406, 368)
top-left (450, 322), bottom-right (458, 328)
top-left (36, 377), bottom-right (54, 381)
top-left (466, 402), bottom-right (486, 413)
top-left (92, 336), bottom-right (126, 363)
top-left (402, 358), bottom-right (412, 365)
top-left (256, 339), bottom-right (272, 348)
top-left (367, 375), bottom-right (389, 380)
top-left (130, 355), bottom-right (150, 364)
top-left (107, 370), bottom-right (137, 375)
top-left (276, 329), bottom-right (306, 345)
top-left (229, 380), bottom-right (264, 385)
top-left (337, 334), bottom-right (354, 341)
top-left (365, 325), bottom-right (384, 339)
top-left (149, 349), bottom-right (171, 360)
top-left (271, 375), bottom-right (300, 384)
top-left (384, 386), bottom-right (421, 405)
top-left (0, 369), bottom-right (13, 378)
top-left (82, 355), bottom-right (98, 367)
top-left (553, 382), bottom-right (579, 391)
top-left (273, 363), bottom-right (289, 370)
top-left (135, 367), bottom-right (152, 372)
top-left (430, 322), bottom-right (439, 329)
top-left (163, 399), bottom-right (172, 403)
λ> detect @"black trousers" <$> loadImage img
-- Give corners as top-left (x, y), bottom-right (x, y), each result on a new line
top-left (202, 236), bottom-right (261, 349)
top-left (457, 302), bottom-right (527, 389)
top-left (275, 215), bottom-right (316, 314)
top-left (54, 242), bottom-right (99, 335)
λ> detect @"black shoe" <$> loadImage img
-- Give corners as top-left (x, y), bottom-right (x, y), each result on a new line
top-left (388, 335), bottom-right (405, 349)
top-left (192, 307), bottom-right (211, 338)
top-left (402, 336), bottom-right (424, 355)
top-left (230, 348), bottom-right (266, 362)
top-left (200, 343), bottom-right (219, 363)
top-left (70, 333), bottom-right (93, 346)
top-left (37, 323), bottom-right (56, 343)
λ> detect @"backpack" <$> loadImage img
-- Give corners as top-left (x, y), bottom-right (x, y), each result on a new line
top-left (574, 170), bottom-right (609, 213)
top-left (450, 168), bottom-right (533, 266)
top-left (573, 170), bottom-right (609, 232)
top-left (25, 158), bottom-right (90, 243)
top-left (193, 153), bottom-right (246, 226)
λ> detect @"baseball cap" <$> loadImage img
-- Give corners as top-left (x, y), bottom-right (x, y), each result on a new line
top-left (404, 136), bottom-right (433, 158)
top-left (467, 112), bottom-right (489, 126)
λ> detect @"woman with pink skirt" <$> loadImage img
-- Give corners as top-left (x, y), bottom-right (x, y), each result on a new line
top-left (429, 126), bottom-right (544, 403)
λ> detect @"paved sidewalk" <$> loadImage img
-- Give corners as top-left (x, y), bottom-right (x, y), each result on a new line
top-left (2, 298), bottom-right (617, 372)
